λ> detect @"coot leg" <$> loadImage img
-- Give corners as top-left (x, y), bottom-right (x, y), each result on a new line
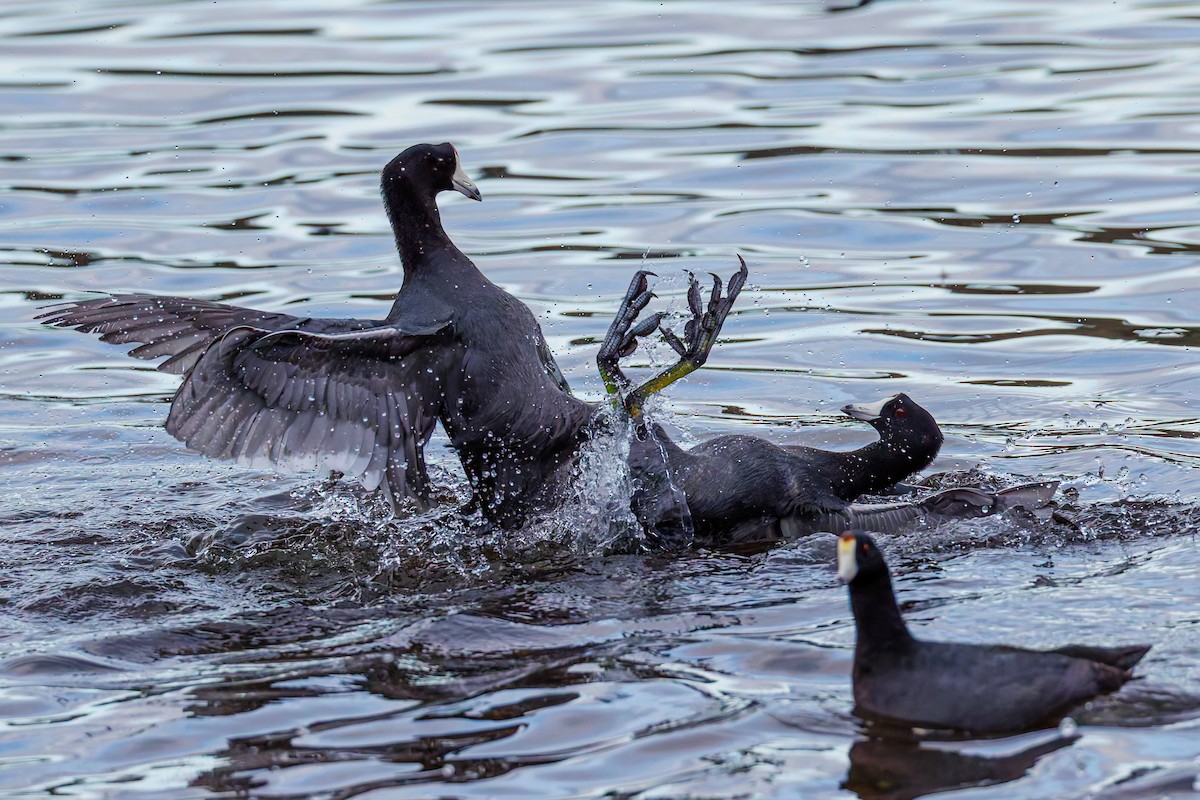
top-left (625, 255), bottom-right (748, 418)
top-left (597, 270), bottom-right (659, 401)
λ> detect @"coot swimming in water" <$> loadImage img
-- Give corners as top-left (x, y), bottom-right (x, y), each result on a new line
top-left (837, 531), bottom-right (1149, 734)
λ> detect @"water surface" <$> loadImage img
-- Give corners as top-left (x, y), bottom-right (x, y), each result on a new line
top-left (1, 1), bottom-right (1199, 797)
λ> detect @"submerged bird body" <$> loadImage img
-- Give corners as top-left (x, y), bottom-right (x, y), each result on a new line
top-left (628, 393), bottom-right (946, 544)
top-left (631, 430), bottom-right (857, 543)
top-left (838, 532), bottom-right (1148, 734)
top-left (602, 277), bottom-right (1058, 544)
top-left (853, 639), bottom-right (1134, 734)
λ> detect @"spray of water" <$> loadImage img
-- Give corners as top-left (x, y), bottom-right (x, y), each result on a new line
top-left (518, 408), bottom-right (646, 555)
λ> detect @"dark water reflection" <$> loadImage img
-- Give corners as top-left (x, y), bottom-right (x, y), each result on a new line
top-left (844, 734), bottom-right (1077, 800)
top-left (2, 0), bottom-right (1200, 797)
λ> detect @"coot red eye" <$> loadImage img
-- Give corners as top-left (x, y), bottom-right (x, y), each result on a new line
top-left (895, 407), bottom-right (907, 417)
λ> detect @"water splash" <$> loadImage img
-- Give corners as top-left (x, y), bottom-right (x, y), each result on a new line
top-left (183, 419), bottom-right (657, 597)
top-left (518, 410), bottom-right (646, 556)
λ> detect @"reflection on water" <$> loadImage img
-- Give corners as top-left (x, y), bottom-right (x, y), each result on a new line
top-left (1, 0), bottom-right (1200, 797)
top-left (844, 734), bottom-right (1076, 800)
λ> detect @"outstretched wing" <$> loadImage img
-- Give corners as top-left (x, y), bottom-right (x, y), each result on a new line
top-left (167, 325), bottom-right (456, 506)
top-left (36, 294), bottom-right (362, 375)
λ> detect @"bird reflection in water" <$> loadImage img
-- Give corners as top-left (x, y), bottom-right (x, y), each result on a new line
top-left (843, 733), bottom-right (1076, 800)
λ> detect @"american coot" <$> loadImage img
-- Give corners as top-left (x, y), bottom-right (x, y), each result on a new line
top-left (837, 531), bottom-right (1149, 734)
top-left (623, 413), bottom-right (1056, 544)
top-left (41, 141), bottom-right (1050, 541)
top-left (623, 393), bottom-right (940, 544)
top-left (601, 286), bottom-right (1058, 543)
top-left (40, 142), bottom-right (597, 520)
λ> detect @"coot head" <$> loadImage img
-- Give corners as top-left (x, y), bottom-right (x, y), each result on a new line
top-left (842, 393), bottom-right (942, 455)
top-left (837, 531), bottom-right (888, 585)
top-left (381, 142), bottom-right (482, 203)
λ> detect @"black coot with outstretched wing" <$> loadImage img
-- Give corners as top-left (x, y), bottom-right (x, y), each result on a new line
top-left (39, 143), bottom-right (495, 509)
top-left (44, 143), bottom-right (1009, 535)
top-left (837, 531), bottom-right (1149, 734)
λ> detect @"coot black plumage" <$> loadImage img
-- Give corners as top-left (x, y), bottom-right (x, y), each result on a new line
top-left (837, 531), bottom-right (1149, 734)
top-left (598, 273), bottom-right (1060, 544)
top-left (40, 142), bottom-right (593, 520)
top-left (626, 393), bottom-right (941, 543)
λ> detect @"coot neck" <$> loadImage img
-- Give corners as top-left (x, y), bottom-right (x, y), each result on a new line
top-left (830, 439), bottom-right (924, 500)
top-left (382, 180), bottom-right (455, 274)
top-left (850, 569), bottom-right (913, 652)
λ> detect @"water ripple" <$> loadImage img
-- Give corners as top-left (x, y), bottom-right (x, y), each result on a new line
top-left (1, 0), bottom-right (1199, 797)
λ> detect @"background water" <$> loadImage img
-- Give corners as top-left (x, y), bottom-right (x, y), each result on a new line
top-left (1, 0), bottom-right (1199, 797)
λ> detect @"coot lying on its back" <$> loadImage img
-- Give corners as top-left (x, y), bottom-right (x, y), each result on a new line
top-left (600, 286), bottom-right (1058, 544)
top-left (625, 393), bottom-right (942, 543)
top-left (837, 531), bottom-right (1149, 734)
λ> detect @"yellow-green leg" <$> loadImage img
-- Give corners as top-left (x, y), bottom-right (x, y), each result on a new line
top-left (597, 256), bottom-right (748, 419)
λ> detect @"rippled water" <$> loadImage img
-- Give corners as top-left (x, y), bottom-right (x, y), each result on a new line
top-left (2, 0), bottom-right (1200, 797)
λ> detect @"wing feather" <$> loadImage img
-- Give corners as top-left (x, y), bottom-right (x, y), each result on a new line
top-left (41, 292), bottom-right (455, 506)
top-left (37, 293), bottom-right (371, 374)
top-left (165, 324), bottom-right (454, 506)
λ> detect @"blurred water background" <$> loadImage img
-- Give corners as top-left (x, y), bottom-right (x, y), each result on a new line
top-left (1, 0), bottom-right (1199, 797)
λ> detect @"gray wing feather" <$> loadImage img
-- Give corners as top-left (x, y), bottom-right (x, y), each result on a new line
top-left (166, 324), bottom-right (453, 504)
top-left (36, 293), bottom-right (353, 374)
